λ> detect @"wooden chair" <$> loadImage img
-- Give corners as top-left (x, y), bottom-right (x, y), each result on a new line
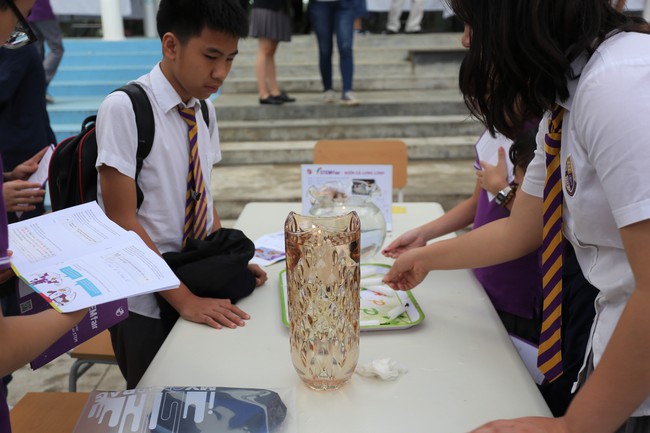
top-left (10, 392), bottom-right (89, 433)
top-left (313, 139), bottom-right (408, 201)
top-left (68, 330), bottom-right (117, 392)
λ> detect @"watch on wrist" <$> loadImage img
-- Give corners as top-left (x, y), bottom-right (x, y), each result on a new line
top-left (495, 184), bottom-right (517, 206)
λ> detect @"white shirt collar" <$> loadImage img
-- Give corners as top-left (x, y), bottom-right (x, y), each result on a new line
top-left (558, 50), bottom-right (589, 111)
top-left (149, 63), bottom-right (201, 113)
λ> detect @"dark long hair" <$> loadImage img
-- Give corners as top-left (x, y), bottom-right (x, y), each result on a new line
top-left (449, 0), bottom-right (650, 138)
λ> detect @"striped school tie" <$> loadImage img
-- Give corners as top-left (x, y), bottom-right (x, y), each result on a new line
top-left (178, 105), bottom-right (209, 249)
top-left (538, 105), bottom-right (565, 383)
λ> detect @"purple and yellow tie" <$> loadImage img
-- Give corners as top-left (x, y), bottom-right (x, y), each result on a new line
top-left (178, 105), bottom-right (209, 249)
top-left (538, 105), bottom-right (566, 383)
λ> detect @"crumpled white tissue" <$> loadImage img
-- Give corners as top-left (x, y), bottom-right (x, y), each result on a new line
top-left (355, 358), bottom-right (408, 380)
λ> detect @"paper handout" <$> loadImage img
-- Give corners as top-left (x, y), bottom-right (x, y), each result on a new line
top-left (9, 202), bottom-right (180, 313)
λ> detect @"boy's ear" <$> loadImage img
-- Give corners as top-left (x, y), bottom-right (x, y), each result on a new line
top-left (161, 32), bottom-right (178, 60)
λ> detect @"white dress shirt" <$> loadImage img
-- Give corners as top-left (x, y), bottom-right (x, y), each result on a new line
top-left (95, 63), bottom-right (221, 319)
top-left (522, 31), bottom-right (650, 416)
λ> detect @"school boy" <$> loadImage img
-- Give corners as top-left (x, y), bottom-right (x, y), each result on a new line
top-left (96, 0), bottom-right (267, 389)
top-left (383, 0), bottom-right (650, 432)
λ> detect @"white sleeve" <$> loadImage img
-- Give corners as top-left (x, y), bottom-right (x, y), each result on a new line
top-left (207, 100), bottom-right (222, 165)
top-left (574, 61), bottom-right (650, 228)
top-left (521, 115), bottom-right (548, 199)
top-left (95, 91), bottom-right (139, 179)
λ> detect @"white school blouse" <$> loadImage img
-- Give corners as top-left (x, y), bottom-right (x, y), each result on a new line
top-left (95, 63), bottom-right (221, 319)
top-left (522, 31), bottom-right (650, 416)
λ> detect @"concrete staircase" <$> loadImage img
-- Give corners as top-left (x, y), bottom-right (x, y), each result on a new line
top-left (47, 33), bottom-right (481, 220)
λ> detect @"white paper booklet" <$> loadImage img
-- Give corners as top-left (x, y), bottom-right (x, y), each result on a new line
top-left (26, 144), bottom-right (54, 186)
top-left (250, 231), bottom-right (286, 267)
top-left (473, 131), bottom-right (515, 202)
top-left (8, 202), bottom-right (180, 313)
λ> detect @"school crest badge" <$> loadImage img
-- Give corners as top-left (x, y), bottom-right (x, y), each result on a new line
top-left (565, 155), bottom-right (577, 196)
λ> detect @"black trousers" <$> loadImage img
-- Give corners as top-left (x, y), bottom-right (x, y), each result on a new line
top-left (539, 243), bottom-right (599, 416)
top-left (109, 312), bottom-right (171, 389)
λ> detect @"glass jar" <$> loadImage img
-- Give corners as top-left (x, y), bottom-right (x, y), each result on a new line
top-left (307, 183), bottom-right (386, 260)
top-left (284, 211), bottom-right (360, 390)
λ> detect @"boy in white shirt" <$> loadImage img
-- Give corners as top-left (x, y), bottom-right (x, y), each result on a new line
top-left (96, 0), bottom-right (267, 388)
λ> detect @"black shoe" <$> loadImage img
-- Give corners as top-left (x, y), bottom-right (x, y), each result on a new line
top-left (273, 91), bottom-right (296, 103)
top-left (384, 29), bottom-right (398, 35)
top-left (259, 95), bottom-right (284, 105)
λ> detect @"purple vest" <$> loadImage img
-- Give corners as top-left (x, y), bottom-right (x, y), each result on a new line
top-left (472, 190), bottom-right (542, 319)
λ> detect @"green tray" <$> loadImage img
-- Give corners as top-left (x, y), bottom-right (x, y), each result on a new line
top-left (279, 263), bottom-right (425, 331)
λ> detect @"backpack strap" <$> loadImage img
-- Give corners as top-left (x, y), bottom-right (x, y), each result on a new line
top-left (108, 85), bottom-right (208, 210)
top-left (199, 99), bottom-right (210, 128)
top-left (113, 82), bottom-right (155, 210)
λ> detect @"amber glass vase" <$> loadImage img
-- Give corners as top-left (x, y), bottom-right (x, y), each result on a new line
top-left (284, 211), bottom-right (360, 390)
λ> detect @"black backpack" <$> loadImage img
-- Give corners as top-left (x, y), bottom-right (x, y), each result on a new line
top-left (48, 83), bottom-right (209, 212)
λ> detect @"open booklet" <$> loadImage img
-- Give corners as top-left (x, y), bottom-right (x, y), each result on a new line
top-left (8, 201), bottom-right (180, 313)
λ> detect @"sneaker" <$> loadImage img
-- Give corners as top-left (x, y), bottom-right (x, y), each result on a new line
top-left (340, 91), bottom-right (360, 106)
top-left (323, 89), bottom-right (337, 104)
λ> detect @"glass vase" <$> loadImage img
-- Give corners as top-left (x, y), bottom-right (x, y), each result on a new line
top-left (308, 183), bottom-right (387, 260)
top-left (284, 211), bottom-right (360, 391)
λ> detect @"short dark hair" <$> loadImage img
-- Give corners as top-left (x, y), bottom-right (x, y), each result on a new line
top-left (156, 0), bottom-right (248, 44)
top-left (449, 0), bottom-right (650, 138)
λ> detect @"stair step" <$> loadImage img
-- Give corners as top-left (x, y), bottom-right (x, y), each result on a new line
top-left (52, 113), bottom-right (482, 145)
top-left (219, 136), bottom-right (479, 165)
top-left (48, 72), bottom-right (459, 98)
top-left (58, 33), bottom-right (463, 52)
top-left (46, 88), bottom-right (468, 126)
top-left (218, 115), bottom-right (482, 142)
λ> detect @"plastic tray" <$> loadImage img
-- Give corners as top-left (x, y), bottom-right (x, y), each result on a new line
top-left (279, 263), bottom-right (424, 331)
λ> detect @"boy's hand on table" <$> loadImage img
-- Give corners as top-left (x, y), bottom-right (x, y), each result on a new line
top-left (248, 264), bottom-right (267, 287)
top-left (178, 292), bottom-right (250, 330)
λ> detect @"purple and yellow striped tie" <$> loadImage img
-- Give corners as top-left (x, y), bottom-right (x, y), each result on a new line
top-left (538, 105), bottom-right (565, 383)
top-left (178, 105), bottom-right (209, 249)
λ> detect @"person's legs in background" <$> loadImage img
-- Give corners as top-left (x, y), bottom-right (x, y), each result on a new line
top-left (386, 0), bottom-right (406, 33)
top-left (309, 2), bottom-right (337, 102)
top-left (31, 19), bottom-right (63, 103)
top-left (31, 20), bottom-right (63, 85)
top-left (334, 3), bottom-right (358, 105)
top-left (404, 0), bottom-right (425, 33)
top-left (256, 37), bottom-right (283, 104)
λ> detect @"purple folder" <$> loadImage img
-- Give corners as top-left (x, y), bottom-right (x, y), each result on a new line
top-left (17, 283), bottom-right (128, 369)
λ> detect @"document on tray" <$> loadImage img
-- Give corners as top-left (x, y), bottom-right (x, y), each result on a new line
top-left (8, 202), bottom-right (180, 313)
